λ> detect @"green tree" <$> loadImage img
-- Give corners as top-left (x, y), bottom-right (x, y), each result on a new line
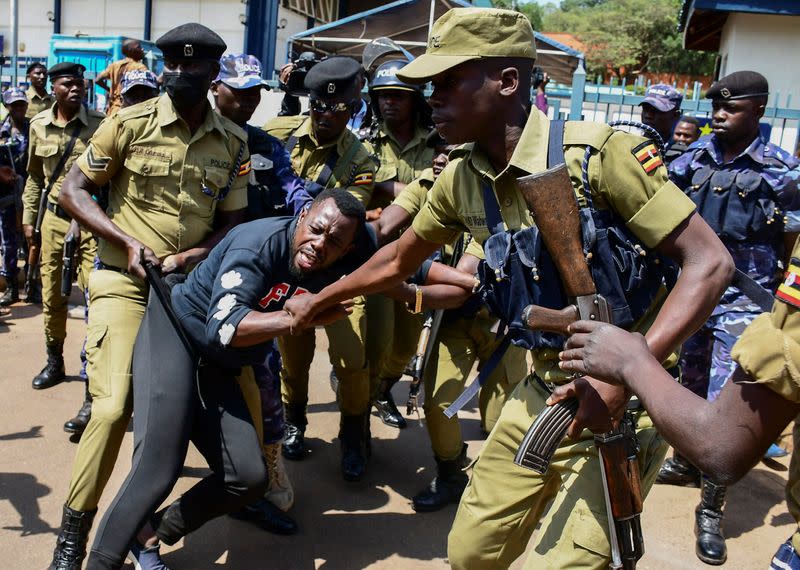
top-left (541, 0), bottom-right (715, 78)
top-left (491, 0), bottom-right (545, 31)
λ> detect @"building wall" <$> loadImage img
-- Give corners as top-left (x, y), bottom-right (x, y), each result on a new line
top-left (719, 13), bottom-right (800, 106)
top-left (0, 0), bottom-right (249, 58)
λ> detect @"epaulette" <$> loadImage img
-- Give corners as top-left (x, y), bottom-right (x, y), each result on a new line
top-left (263, 114), bottom-right (305, 133)
top-left (564, 121), bottom-right (614, 150)
top-left (115, 98), bottom-right (158, 122)
top-left (88, 109), bottom-right (107, 120)
top-left (448, 144), bottom-right (471, 160)
top-left (764, 143), bottom-right (799, 169)
top-left (217, 113), bottom-right (247, 143)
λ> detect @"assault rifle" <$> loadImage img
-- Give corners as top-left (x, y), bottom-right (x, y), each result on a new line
top-left (513, 163), bottom-right (644, 570)
top-left (60, 221), bottom-right (80, 297)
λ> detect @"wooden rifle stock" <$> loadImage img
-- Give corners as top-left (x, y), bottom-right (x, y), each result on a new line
top-left (516, 164), bottom-right (595, 297)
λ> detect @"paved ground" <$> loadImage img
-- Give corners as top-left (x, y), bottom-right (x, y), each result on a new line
top-left (0, 290), bottom-right (794, 569)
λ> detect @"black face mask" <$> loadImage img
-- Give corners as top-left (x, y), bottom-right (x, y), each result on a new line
top-left (162, 71), bottom-right (209, 108)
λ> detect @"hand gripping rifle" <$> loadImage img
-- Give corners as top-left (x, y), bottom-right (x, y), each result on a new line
top-left (60, 221), bottom-right (80, 297)
top-left (513, 163), bottom-right (644, 570)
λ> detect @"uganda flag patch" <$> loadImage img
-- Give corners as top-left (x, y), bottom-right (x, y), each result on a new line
top-left (631, 141), bottom-right (663, 174)
top-left (353, 171), bottom-right (373, 186)
top-left (777, 258), bottom-right (800, 308)
top-left (237, 160), bottom-right (252, 177)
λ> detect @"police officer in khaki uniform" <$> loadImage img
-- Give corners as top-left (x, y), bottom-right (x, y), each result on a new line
top-left (50, 24), bottom-right (249, 569)
top-left (263, 56), bottom-right (377, 481)
top-left (21, 63), bottom-right (103, 439)
top-left (555, 234), bottom-right (800, 569)
top-left (283, 8), bottom-right (733, 569)
top-left (25, 62), bottom-right (54, 119)
top-left (362, 59), bottom-right (434, 428)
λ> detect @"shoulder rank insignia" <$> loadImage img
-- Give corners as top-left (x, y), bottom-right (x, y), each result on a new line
top-left (631, 141), bottom-right (663, 174)
top-left (353, 171), bottom-right (374, 186)
top-left (776, 258), bottom-right (800, 308)
top-left (237, 160), bottom-right (252, 177)
top-left (86, 146), bottom-right (111, 171)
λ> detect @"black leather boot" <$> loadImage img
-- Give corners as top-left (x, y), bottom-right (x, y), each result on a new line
top-left (49, 505), bottom-right (96, 570)
top-left (695, 478), bottom-right (727, 565)
top-left (374, 377), bottom-right (406, 429)
top-left (32, 341), bottom-right (66, 390)
top-left (282, 403), bottom-right (307, 460)
top-left (657, 450), bottom-right (701, 487)
top-left (230, 498), bottom-right (299, 535)
top-left (64, 386), bottom-right (93, 434)
top-left (0, 281), bottom-right (19, 306)
top-left (412, 445), bottom-right (470, 512)
top-left (340, 413), bottom-right (370, 481)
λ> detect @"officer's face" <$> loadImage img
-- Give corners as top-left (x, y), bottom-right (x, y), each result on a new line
top-left (212, 82), bottom-right (262, 125)
top-left (428, 61), bottom-right (495, 144)
top-left (432, 143), bottom-right (458, 178)
top-left (291, 198), bottom-right (358, 276)
top-left (310, 96), bottom-right (353, 144)
top-left (5, 101), bottom-right (28, 123)
top-left (672, 121), bottom-right (699, 145)
top-left (711, 98), bottom-right (764, 144)
top-left (28, 66), bottom-right (47, 90)
top-left (52, 77), bottom-right (86, 110)
top-left (377, 89), bottom-right (414, 124)
top-left (640, 103), bottom-right (679, 142)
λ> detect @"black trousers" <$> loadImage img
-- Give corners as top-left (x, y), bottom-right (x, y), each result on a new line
top-left (86, 288), bottom-right (267, 569)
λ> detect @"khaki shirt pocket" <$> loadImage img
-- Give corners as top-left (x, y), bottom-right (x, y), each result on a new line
top-left (123, 155), bottom-right (170, 205)
top-left (186, 165), bottom-right (230, 214)
top-left (35, 144), bottom-right (59, 158)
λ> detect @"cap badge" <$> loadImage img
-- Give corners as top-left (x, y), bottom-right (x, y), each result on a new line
top-left (327, 83), bottom-right (336, 94)
top-left (184, 44), bottom-right (194, 57)
top-left (429, 35), bottom-right (441, 49)
top-left (720, 87), bottom-right (731, 99)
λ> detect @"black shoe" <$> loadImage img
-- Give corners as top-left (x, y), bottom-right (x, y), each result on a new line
top-left (695, 479), bottom-right (727, 565)
top-left (282, 422), bottom-right (306, 460)
top-left (0, 283), bottom-right (19, 306)
top-left (49, 505), bottom-right (96, 570)
top-left (374, 377), bottom-right (406, 429)
top-left (64, 388), bottom-right (92, 434)
top-left (24, 278), bottom-right (41, 304)
top-left (340, 413), bottom-right (370, 482)
top-left (33, 341), bottom-right (66, 390)
top-left (412, 445), bottom-right (470, 512)
top-left (230, 498), bottom-right (298, 535)
top-left (657, 452), bottom-right (701, 487)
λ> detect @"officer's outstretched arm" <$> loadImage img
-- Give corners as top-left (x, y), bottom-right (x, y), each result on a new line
top-left (557, 320), bottom-right (799, 485)
top-left (285, 227), bottom-right (440, 328)
top-left (369, 204), bottom-right (412, 248)
top-left (645, 211), bottom-right (734, 361)
top-left (60, 165), bottom-right (159, 278)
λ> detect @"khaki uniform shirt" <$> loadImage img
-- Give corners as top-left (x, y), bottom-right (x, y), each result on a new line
top-left (75, 94), bottom-right (250, 268)
top-left (263, 115), bottom-right (375, 206)
top-left (25, 87), bottom-right (54, 119)
top-left (364, 123), bottom-right (433, 209)
top-left (22, 104), bottom-right (106, 226)
top-left (732, 236), bottom-right (800, 403)
top-left (412, 111), bottom-right (697, 381)
top-left (97, 57), bottom-right (148, 117)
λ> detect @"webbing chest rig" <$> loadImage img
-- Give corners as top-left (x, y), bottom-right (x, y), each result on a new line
top-left (686, 162), bottom-right (784, 244)
top-left (478, 122), bottom-right (672, 351)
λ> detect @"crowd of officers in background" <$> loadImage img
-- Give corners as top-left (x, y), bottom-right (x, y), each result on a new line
top-left (0, 10), bottom-right (799, 570)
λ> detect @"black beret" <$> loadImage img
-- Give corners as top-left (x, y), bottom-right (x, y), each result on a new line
top-left (156, 23), bottom-right (226, 61)
top-left (706, 70), bottom-right (769, 101)
top-left (48, 62), bottom-right (85, 80)
top-left (305, 56), bottom-right (361, 99)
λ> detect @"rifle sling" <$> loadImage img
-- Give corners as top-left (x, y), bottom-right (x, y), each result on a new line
top-left (43, 121), bottom-right (83, 210)
top-left (443, 335), bottom-right (510, 419)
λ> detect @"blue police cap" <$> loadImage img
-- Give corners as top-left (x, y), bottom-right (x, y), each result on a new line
top-left (121, 69), bottom-right (159, 94)
top-left (2, 87), bottom-right (27, 105)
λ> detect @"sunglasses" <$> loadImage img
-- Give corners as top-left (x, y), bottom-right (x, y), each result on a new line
top-left (309, 99), bottom-right (355, 114)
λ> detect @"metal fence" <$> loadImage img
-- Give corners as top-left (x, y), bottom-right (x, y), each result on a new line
top-left (544, 61), bottom-right (800, 153)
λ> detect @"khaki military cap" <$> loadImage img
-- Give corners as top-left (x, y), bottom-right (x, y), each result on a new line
top-left (397, 8), bottom-right (536, 83)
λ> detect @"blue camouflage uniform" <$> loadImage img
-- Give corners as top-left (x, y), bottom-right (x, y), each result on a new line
top-left (242, 124), bottom-right (311, 443)
top-left (669, 133), bottom-right (800, 400)
top-left (0, 114), bottom-right (29, 283)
